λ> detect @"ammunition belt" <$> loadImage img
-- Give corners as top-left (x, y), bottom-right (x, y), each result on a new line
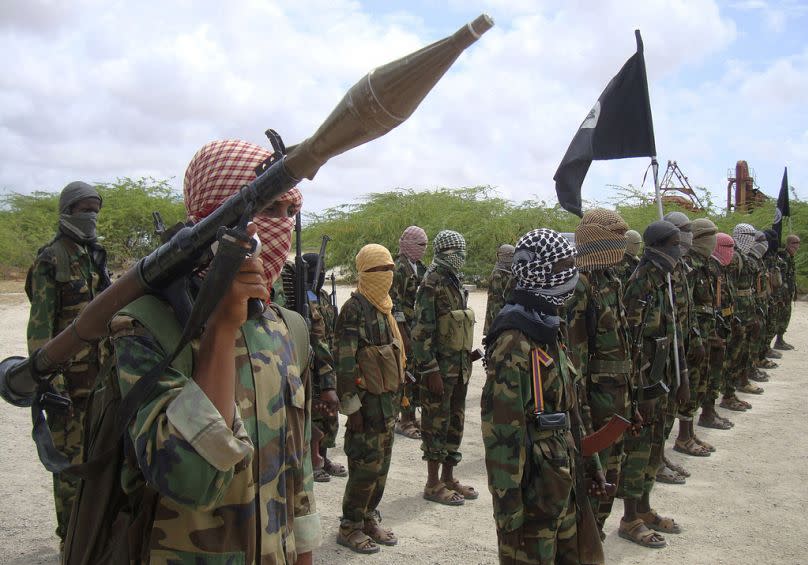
top-left (530, 413), bottom-right (571, 438)
top-left (735, 288), bottom-right (753, 297)
top-left (589, 359), bottom-right (632, 374)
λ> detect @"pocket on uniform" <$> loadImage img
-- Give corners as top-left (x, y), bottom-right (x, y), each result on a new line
top-left (525, 435), bottom-right (573, 520)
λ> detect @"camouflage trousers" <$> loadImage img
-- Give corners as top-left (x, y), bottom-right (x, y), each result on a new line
top-left (586, 377), bottom-right (630, 529)
top-left (399, 356), bottom-right (420, 420)
top-left (777, 300), bottom-right (793, 336)
top-left (703, 336), bottom-right (728, 404)
top-left (679, 342), bottom-right (710, 419)
top-left (725, 323), bottom-right (751, 396)
top-left (313, 411), bottom-right (339, 449)
top-left (496, 493), bottom-right (578, 565)
top-left (618, 394), bottom-right (667, 500)
top-left (342, 406), bottom-right (396, 523)
top-left (419, 376), bottom-right (468, 465)
top-left (753, 302), bottom-right (770, 362)
top-left (47, 391), bottom-right (88, 541)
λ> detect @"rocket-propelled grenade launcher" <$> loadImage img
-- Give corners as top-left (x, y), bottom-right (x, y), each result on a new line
top-left (0, 14), bottom-right (494, 407)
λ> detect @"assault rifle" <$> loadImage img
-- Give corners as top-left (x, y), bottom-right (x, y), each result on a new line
top-left (0, 14), bottom-right (494, 412)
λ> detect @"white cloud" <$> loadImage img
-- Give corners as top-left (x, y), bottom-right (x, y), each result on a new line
top-left (0, 0), bottom-right (805, 218)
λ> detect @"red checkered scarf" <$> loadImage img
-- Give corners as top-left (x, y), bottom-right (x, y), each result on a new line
top-left (183, 139), bottom-right (303, 288)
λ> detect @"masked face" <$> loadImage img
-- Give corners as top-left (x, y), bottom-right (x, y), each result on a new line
top-left (438, 248), bottom-right (466, 272)
top-left (60, 209), bottom-right (99, 244)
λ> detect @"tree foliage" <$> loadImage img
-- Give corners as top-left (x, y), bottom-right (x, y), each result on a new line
top-left (0, 177), bottom-right (185, 273)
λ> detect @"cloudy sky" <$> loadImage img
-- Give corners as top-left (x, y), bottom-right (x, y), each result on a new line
top-left (1, 0), bottom-right (806, 215)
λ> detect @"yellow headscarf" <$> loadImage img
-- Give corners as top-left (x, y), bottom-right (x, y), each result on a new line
top-left (356, 244), bottom-right (406, 379)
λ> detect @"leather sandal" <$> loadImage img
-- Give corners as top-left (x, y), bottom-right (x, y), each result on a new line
top-left (313, 467), bottom-right (331, 482)
top-left (444, 478), bottom-right (479, 500)
top-left (674, 438), bottom-right (711, 457)
top-left (618, 518), bottom-right (666, 548)
top-left (395, 420), bottom-right (422, 440)
top-left (720, 396), bottom-right (750, 411)
top-left (423, 482), bottom-right (465, 506)
top-left (738, 383), bottom-right (764, 395)
top-left (637, 509), bottom-right (682, 534)
top-left (664, 456), bottom-right (690, 478)
top-left (324, 458), bottom-right (348, 477)
top-left (698, 414), bottom-right (733, 430)
top-left (692, 435), bottom-right (716, 453)
top-left (337, 523), bottom-right (380, 554)
top-left (363, 512), bottom-right (398, 546)
top-left (655, 465), bottom-right (686, 485)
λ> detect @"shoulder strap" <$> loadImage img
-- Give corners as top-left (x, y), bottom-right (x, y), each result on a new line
top-left (275, 305), bottom-right (310, 368)
top-left (119, 295), bottom-right (193, 377)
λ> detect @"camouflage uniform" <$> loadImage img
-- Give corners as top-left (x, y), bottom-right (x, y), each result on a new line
top-left (763, 252), bottom-right (784, 350)
top-left (566, 269), bottom-right (633, 529)
top-left (110, 305), bottom-right (320, 564)
top-left (748, 254), bottom-right (769, 364)
top-left (27, 236), bottom-right (108, 541)
top-left (617, 252), bottom-right (639, 287)
top-left (335, 293), bottom-right (399, 523)
top-left (482, 329), bottom-right (580, 565)
top-left (311, 291), bottom-right (339, 448)
top-left (729, 253), bottom-right (756, 388)
top-left (412, 265), bottom-right (473, 466)
top-left (664, 261), bottom-right (694, 435)
top-left (705, 257), bottom-right (735, 404)
top-left (390, 254), bottom-right (426, 420)
top-left (619, 260), bottom-right (675, 501)
top-left (776, 249), bottom-right (797, 337)
top-left (484, 268), bottom-right (516, 335)
top-left (681, 253), bottom-right (715, 417)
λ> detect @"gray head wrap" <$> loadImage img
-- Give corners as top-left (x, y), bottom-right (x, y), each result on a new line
top-left (750, 230), bottom-right (769, 259)
top-left (625, 230), bottom-right (642, 257)
top-left (642, 220), bottom-right (680, 273)
top-left (495, 244), bottom-right (515, 272)
top-left (59, 181), bottom-right (102, 214)
top-left (664, 211), bottom-right (692, 255)
top-left (690, 218), bottom-right (718, 258)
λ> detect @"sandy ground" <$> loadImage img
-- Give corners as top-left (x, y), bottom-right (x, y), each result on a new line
top-left (1, 283), bottom-right (807, 564)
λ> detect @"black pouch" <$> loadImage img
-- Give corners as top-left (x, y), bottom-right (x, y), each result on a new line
top-left (535, 412), bottom-right (567, 431)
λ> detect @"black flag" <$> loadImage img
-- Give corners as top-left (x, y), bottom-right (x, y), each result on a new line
top-left (773, 166), bottom-right (790, 244)
top-left (554, 30), bottom-right (656, 217)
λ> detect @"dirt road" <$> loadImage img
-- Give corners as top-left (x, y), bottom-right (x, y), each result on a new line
top-left (1, 286), bottom-right (806, 564)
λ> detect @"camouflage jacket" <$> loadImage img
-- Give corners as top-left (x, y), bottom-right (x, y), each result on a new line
top-left (335, 292), bottom-right (399, 420)
top-left (623, 261), bottom-right (676, 387)
top-left (483, 269), bottom-right (516, 335)
top-left (673, 259), bottom-right (700, 350)
top-left (688, 254), bottom-right (717, 340)
top-left (709, 257), bottom-right (736, 339)
top-left (747, 255), bottom-right (769, 313)
top-left (309, 295), bottom-right (337, 392)
top-left (617, 252), bottom-right (640, 287)
top-left (27, 236), bottom-right (107, 397)
top-left (779, 249), bottom-right (797, 301)
top-left (731, 253), bottom-right (755, 319)
top-left (390, 255), bottom-right (426, 326)
top-left (566, 269), bottom-right (633, 388)
top-left (481, 329), bottom-right (580, 531)
top-left (411, 265), bottom-right (472, 381)
top-left (111, 305), bottom-right (320, 564)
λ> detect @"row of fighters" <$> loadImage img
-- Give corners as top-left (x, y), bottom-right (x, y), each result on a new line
top-left (285, 210), bottom-right (800, 561)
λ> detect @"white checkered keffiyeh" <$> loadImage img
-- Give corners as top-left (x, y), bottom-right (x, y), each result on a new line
top-left (732, 223), bottom-right (757, 256)
top-left (183, 139), bottom-right (303, 287)
top-left (512, 228), bottom-right (578, 305)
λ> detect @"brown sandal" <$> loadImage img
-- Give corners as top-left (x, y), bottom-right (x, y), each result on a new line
top-left (337, 523), bottom-right (380, 554)
top-left (423, 482), bottom-right (465, 506)
top-left (636, 509), bottom-right (682, 534)
top-left (618, 518), bottom-right (667, 548)
top-left (363, 513), bottom-right (398, 546)
top-left (674, 438), bottom-right (711, 457)
top-left (655, 465), bottom-right (686, 485)
top-left (395, 420), bottom-right (422, 440)
top-left (720, 396), bottom-right (749, 411)
top-left (664, 456), bottom-right (690, 478)
top-left (444, 478), bottom-right (479, 500)
top-left (698, 414), bottom-right (733, 430)
top-left (692, 435), bottom-right (716, 453)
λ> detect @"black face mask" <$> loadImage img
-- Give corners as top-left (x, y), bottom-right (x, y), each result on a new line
top-left (643, 245), bottom-right (680, 273)
top-left (59, 211), bottom-right (98, 244)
